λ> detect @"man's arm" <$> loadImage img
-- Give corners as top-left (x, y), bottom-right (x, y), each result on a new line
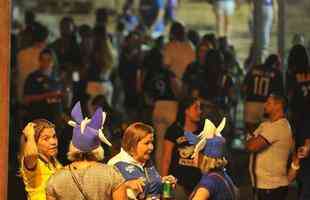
top-left (246, 134), bottom-right (270, 153)
top-left (112, 183), bottom-right (128, 200)
top-left (288, 151), bottom-right (301, 182)
top-left (304, 139), bottom-right (310, 156)
top-left (24, 91), bottom-right (62, 105)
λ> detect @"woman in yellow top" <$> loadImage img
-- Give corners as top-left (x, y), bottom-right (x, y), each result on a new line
top-left (19, 119), bottom-right (62, 200)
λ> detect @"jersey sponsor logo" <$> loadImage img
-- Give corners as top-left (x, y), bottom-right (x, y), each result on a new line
top-left (178, 146), bottom-right (194, 158)
top-left (178, 158), bottom-right (197, 167)
top-left (295, 73), bottom-right (310, 97)
top-left (301, 84), bottom-right (310, 97)
top-left (125, 165), bottom-right (136, 174)
top-left (296, 73), bottom-right (310, 83)
top-left (176, 136), bottom-right (189, 144)
top-left (37, 77), bottom-right (44, 82)
top-left (46, 98), bottom-right (61, 104)
top-left (251, 69), bottom-right (275, 78)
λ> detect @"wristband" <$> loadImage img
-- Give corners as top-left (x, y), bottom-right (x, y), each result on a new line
top-left (291, 162), bottom-right (300, 170)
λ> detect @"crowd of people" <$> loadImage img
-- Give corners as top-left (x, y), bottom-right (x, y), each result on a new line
top-left (9, 0), bottom-right (310, 199)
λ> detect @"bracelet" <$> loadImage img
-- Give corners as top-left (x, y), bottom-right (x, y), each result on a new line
top-left (291, 162), bottom-right (300, 170)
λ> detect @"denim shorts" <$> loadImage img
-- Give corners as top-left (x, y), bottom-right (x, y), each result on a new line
top-left (214, 0), bottom-right (235, 16)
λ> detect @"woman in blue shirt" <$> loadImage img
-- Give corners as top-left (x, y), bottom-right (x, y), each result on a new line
top-left (108, 122), bottom-right (176, 199)
top-left (189, 118), bottom-right (238, 200)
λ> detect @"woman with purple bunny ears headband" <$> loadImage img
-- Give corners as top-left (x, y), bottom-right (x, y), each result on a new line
top-left (46, 102), bottom-right (128, 200)
top-left (66, 101), bottom-right (112, 160)
top-left (189, 117), bottom-right (239, 200)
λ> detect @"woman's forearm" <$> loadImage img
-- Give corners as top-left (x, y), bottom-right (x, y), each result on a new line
top-left (23, 135), bottom-right (39, 170)
top-left (161, 140), bottom-right (174, 176)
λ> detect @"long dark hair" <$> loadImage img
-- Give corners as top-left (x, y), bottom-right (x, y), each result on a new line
top-left (176, 96), bottom-right (199, 126)
top-left (169, 21), bottom-right (186, 42)
top-left (288, 44), bottom-right (309, 72)
top-left (202, 49), bottom-right (225, 99)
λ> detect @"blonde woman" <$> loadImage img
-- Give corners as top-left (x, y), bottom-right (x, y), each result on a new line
top-left (20, 119), bottom-right (62, 200)
top-left (45, 102), bottom-right (127, 200)
top-left (189, 118), bottom-right (238, 200)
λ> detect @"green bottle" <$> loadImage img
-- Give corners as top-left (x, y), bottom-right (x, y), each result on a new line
top-left (162, 180), bottom-right (172, 199)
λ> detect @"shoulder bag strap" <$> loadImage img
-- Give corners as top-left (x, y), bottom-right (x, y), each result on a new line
top-left (69, 165), bottom-right (88, 200)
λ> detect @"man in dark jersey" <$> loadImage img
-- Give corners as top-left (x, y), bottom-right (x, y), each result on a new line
top-left (23, 48), bottom-right (63, 124)
top-left (286, 45), bottom-right (310, 141)
top-left (286, 45), bottom-right (310, 199)
top-left (142, 46), bottom-right (179, 168)
top-left (242, 57), bottom-right (284, 134)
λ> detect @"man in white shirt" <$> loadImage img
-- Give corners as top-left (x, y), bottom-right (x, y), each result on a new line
top-left (246, 94), bottom-right (293, 200)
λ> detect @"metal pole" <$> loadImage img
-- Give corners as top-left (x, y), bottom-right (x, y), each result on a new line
top-left (0, 0), bottom-right (10, 199)
top-left (253, 0), bottom-right (264, 64)
top-left (277, 0), bottom-right (286, 67)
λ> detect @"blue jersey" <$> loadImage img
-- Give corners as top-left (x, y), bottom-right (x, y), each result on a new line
top-left (191, 170), bottom-right (237, 200)
top-left (115, 161), bottom-right (162, 198)
top-left (24, 69), bottom-right (63, 121)
top-left (244, 65), bottom-right (284, 102)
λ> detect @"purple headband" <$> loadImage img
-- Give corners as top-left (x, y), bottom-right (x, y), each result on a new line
top-left (68, 102), bottom-right (112, 152)
top-left (192, 118), bottom-right (226, 158)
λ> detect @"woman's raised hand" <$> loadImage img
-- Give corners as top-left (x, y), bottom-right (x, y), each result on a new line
top-left (23, 122), bottom-right (36, 139)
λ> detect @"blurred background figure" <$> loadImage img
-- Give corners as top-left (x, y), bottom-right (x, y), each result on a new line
top-left (242, 54), bottom-right (284, 135)
top-left (17, 23), bottom-right (49, 104)
top-left (119, 0), bottom-right (139, 33)
top-left (23, 48), bottom-right (64, 125)
top-left (212, 0), bottom-right (238, 38)
top-left (165, 0), bottom-right (179, 26)
top-left (49, 16), bottom-right (81, 74)
top-left (248, 0), bottom-right (278, 61)
top-left (18, 10), bottom-right (38, 50)
top-left (139, 0), bottom-right (165, 38)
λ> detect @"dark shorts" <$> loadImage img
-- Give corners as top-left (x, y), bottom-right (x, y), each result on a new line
top-left (255, 186), bottom-right (288, 200)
